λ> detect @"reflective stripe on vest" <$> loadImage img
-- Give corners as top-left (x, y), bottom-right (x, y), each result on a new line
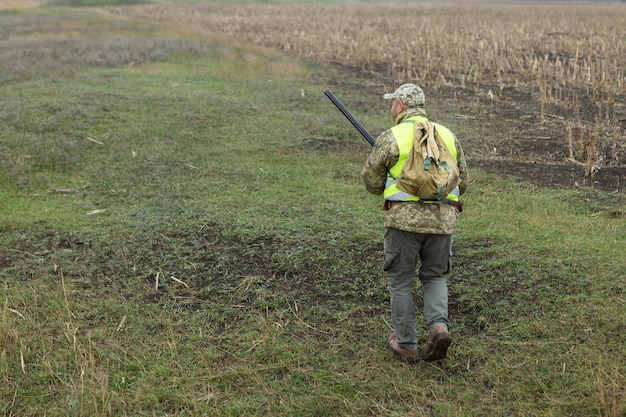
top-left (384, 116), bottom-right (460, 202)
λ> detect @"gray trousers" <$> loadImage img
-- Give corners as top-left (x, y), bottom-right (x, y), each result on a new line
top-left (383, 228), bottom-right (452, 350)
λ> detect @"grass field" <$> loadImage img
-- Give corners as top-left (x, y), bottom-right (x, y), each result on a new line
top-left (1, 2), bottom-right (625, 417)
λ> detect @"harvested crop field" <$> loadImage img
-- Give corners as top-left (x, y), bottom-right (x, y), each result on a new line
top-left (102, 2), bottom-right (626, 192)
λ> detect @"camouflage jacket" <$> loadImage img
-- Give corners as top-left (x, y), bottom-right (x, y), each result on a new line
top-left (361, 111), bottom-right (469, 235)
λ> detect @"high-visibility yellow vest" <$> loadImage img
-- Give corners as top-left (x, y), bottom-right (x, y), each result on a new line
top-left (383, 115), bottom-right (460, 203)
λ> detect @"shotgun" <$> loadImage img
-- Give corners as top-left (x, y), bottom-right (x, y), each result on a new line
top-left (324, 89), bottom-right (376, 146)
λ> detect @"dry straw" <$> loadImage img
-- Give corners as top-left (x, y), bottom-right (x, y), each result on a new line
top-left (0, 1), bottom-right (46, 10)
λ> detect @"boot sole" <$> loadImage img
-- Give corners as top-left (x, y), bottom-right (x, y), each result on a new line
top-left (422, 333), bottom-right (452, 362)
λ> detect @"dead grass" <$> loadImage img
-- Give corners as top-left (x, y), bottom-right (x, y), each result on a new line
top-left (0, 0), bottom-right (47, 10)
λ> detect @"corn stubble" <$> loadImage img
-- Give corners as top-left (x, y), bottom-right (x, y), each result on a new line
top-left (114, 3), bottom-right (626, 181)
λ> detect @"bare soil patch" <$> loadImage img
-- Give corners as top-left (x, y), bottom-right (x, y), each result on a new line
top-left (450, 83), bottom-right (626, 193)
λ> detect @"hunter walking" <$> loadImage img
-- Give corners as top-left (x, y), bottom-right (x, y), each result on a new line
top-left (361, 83), bottom-right (468, 363)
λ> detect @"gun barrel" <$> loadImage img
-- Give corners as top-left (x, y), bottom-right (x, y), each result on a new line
top-left (324, 90), bottom-right (376, 146)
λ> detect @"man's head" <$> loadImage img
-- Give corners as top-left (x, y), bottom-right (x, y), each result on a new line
top-left (383, 83), bottom-right (425, 108)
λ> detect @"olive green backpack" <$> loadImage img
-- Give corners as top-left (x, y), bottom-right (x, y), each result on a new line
top-left (396, 120), bottom-right (461, 202)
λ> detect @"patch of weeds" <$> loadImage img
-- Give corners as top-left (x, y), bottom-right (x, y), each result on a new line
top-left (0, 35), bottom-right (218, 83)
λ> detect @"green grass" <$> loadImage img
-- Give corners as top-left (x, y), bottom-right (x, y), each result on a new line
top-left (1, 5), bottom-right (625, 417)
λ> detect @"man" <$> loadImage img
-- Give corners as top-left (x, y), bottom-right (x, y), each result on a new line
top-left (361, 83), bottom-right (468, 363)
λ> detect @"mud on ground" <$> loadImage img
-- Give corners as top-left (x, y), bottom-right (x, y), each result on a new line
top-left (435, 82), bottom-right (626, 194)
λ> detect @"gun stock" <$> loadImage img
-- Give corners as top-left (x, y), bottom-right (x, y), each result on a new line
top-left (324, 90), bottom-right (376, 146)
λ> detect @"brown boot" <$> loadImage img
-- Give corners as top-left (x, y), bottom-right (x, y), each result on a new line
top-left (422, 325), bottom-right (452, 362)
top-left (387, 332), bottom-right (419, 363)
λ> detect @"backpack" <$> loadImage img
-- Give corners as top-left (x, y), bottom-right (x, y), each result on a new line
top-left (396, 120), bottom-right (462, 202)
